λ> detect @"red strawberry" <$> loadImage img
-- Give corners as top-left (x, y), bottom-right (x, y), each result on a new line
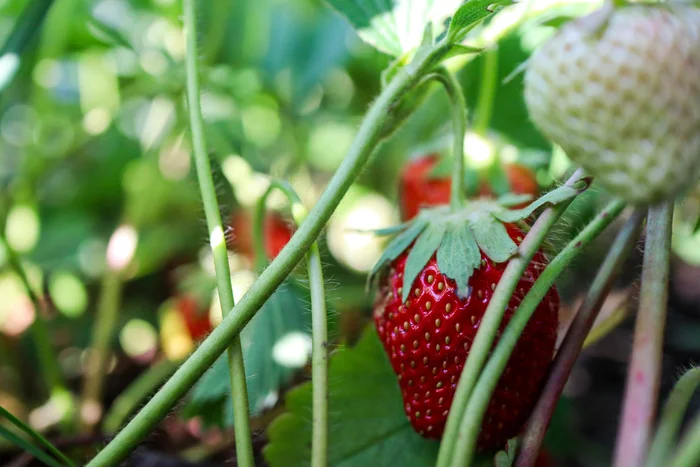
top-left (373, 223), bottom-right (558, 450)
top-left (399, 155), bottom-right (539, 221)
top-left (227, 211), bottom-right (294, 261)
top-left (399, 154), bottom-right (452, 221)
top-left (177, 295), bottom-right (212, 341)
top-left (263, 213), bottom-right (294, 259)
top-left (478, 163), bottom-right (539, 202)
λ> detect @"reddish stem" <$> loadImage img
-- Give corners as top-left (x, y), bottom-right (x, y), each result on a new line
top-left (516, 208), bottom-right (646, 467)
top-left (613, 202), bottom-right (673, 467)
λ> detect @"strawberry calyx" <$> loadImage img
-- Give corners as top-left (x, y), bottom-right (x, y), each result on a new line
top-left (370, 179), bottom-right (590, 301)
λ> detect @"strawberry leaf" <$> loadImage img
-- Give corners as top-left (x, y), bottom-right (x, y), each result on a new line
top-left (436, 222), bottom-right (481, 296)
top-left (369, 217), bottom-right (428, 285)
top-left (264, 326), bottom-right (493, 467)
top-left (325, 0), bottom-right (463, 57)
top-left (469, 210), bottom-right (518, 263)
top-left (184, 280), bottom-right (310, 425)
top-left (447, 0), bottom-right (513, 44)
top-left (402, 223), bottom-right (447, 301)
top-left (494, 178), bottom-right (591, 223)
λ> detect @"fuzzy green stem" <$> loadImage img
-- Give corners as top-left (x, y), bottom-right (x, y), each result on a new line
top-left (473, 47), bottom-right (498, 137)
top-left (0, 234), bottom-right (67, 404)
top-left (647, 367), bottom-right (700, 467)
top-left (183, 1), bottom-right (254, 465)
top-left (436, 168), bottom-right (586, 467)
top-left (257, 180), bottom-right (329, 467)
top-left (80, 271), bottom-right (123, 432)
top-left (669, 412), bottom-right (700, 467)
top-left (613, 202), bottom-right (673, 467)
top-left (86, 42), bottom-right (450, 467)
top-left (417, 68), bottom-right (467, 210)
top-left (452, 198), bottom-right (628, 466)
top-left (516, 208), bottom-right (645, 467)
top-left (0, 0), bottom-right (54, 93)
top-left (102, 359), bottom-right (178, 434)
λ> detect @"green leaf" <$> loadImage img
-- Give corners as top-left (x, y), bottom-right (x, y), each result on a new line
top-left (87, 17), bottom-right (133, 49)
top-left (325, 0), bottom-right (463, 57)
top-left (184, 280), bottom-right (310, 425)
top-left (0, 405), bottom-right (73, 467)
top-left (494, 178), bottom-right (591, 223)
top-left (264, 326), bottom-right (440, 467)
top-left (402, 223), bottom-right (447, 301)
top-left (436, 222), bottom-right (481, 296)
top-left (447, 0), bottom-right (512, 43)
top-left (369, 217), bottom-right (428, 284)
top-left (264, 326), bottom-right (492, 467)
top-left (469, 211), bottom-right (517, 263)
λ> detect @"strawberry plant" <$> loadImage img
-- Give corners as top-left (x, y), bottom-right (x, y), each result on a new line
top-left (2, 1), bottom-right (700, 467)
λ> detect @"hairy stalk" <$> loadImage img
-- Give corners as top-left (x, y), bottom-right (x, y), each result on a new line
top-left (419, 68), bottom-right (467, 210)
top-left (102, 359), bottom-right (178, 434)
top-left (453, 198), bottom-right (628, 467)
top-left (668, 411), bottom-right (700, 467)
top-left (646, 367), bottom-right (700, 467)
top-left (255, 180), bottom-right (329, 467)
top-left (614, 202), bottom-right (673, 467)
top-left (516, 207), bottom-right (646, 467)
top-left (80, 271), bottom-right (123, 431)
top-left (183, 0), bottom-right (254, 465)
top-left (436, 168), bottom-right (586, 467)
top-left (473, 47), bottom-right (498, 137)
top-left (86, 41), bottom-right (450, 467)
top-left (0, 0), bottom-right (54, 93)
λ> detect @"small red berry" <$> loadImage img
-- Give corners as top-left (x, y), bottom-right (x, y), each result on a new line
top-left (177, 295), bottom-right (212, 341)
top-left (227, 211), bottom-right (294, 261)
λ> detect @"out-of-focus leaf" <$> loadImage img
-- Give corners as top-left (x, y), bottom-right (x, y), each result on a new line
top-left (86, 17), bottom-right (133, 49)
top-left (325, 0), bottom-right (462, 57)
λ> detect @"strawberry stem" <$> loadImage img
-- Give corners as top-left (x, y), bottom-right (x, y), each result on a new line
top-left (473, 47), bottom-right (498, 138)
top-left (614, 202), bottom-right (674, 467)
top-left (453, 198), bottom-right (629, 467)
top-left (515, 207), bottom-right (646, 467)
top-left (183, 0), bottom-right (254, 464)
top-left (646, 367), bottom-right (700, 467)
top-left (86, 37), bottom-right (454, 467)
top-left (420, 68), bottom-right (468, 210)
top-left (257, 180), bottom-right (329, 467)
top-left (436, 168), bottom-right (586, 467)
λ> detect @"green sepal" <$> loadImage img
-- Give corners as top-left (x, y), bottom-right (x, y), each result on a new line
top-left (470, 210), bottom-right (518, 263)
top-left (368, 216), bottom-right (429, 286)
top-left (402, 223), bottom-right (447, 301)
top-left (494, 177), bottom-right (592, 223)
top-left (436, 222), bottom-right (481, 297)
top-left (497, 193), bottom-right (535, 207)
top-left (347, 223), bottom-right (411, 236)
top-left (493, 438), bottom-right (519, 467)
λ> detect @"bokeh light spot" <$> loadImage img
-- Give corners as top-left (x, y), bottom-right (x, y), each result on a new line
top-left (49, 271), bottom-right (88, 318)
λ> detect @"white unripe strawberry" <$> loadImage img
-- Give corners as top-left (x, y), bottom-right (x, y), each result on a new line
top-left (524, 4), bottom-right (700, 204)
